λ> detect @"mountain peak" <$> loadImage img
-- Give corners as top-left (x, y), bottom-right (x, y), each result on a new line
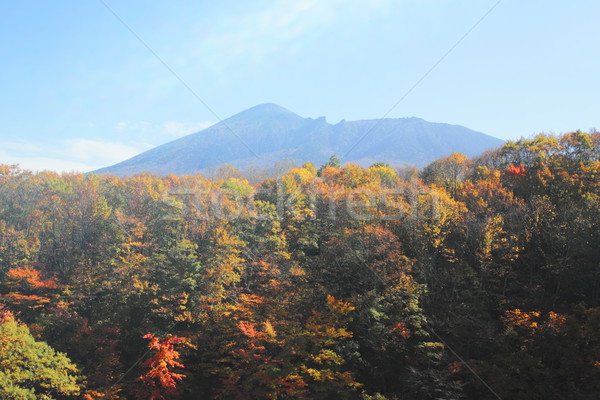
top-left (250, 103), bottom-right (292, 113)
top-left (229, 103), bottom-right (298, 121)
top-left (94, 104), bottom-right (504, 176)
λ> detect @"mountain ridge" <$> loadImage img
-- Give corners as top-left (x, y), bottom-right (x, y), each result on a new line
top-left (94, 104), bottom-right (504, 176)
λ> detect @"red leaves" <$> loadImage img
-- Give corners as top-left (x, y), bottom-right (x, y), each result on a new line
top-left (503, 164), bottom-right (528, 194)
top-left (506, 163), bottom-right (527, 177)
top-left (136, 334), bottom-right (188, 400)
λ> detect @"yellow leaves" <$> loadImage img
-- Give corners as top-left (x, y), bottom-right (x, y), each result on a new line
top-left (151, 293), bottom-right (191, 323)
top-left (306, 309), bottom-right (353, 345)
top-left (203, 227), bottom-right (247, 297)
top-left (83, 388), bottom-right (122, 400)
top-left (503, 309), bottom-right (568, 336)
top-left (367, 165), bottom-right (398, 187)
top-left (448, 152), bottom-right (470, 165)
top-left (300, 365), bottom-right (361, 390)
top-left (131, 276), bottom-right (151, 291)
top-left (421, 152), bottom-right (471, 196)
top-left (325, 295), bottom-right (355, 315)
top-left (406, 186), bottom-right (467, 258)
top-left (0, 164), bottom-right (30, 177)
top-left (310, 349), bottom-right (345, 365)
top-left (221, 177), bottom-right (253, 199)
top-left (546, 311), bottom-right (567, 333)
top-left (303, 367), bottom-right (323, 381)
top-left (214, 226), bottom-right (246, 251)
top-left (419, 342), bottom-right (445, 350)
top-left (477, 214), bottom-right (520, 267)
top-left (263, 321), bottom-right (277, 338)
top-left (503, 309), bottom-right (540, 335)
top-left (287, 167), bottom-right (315, 185)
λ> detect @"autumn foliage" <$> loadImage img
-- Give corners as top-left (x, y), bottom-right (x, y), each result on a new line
top-left (136, 334), bottom-right (188, 400)
top-left (0, 130), bottom-right (598, 399)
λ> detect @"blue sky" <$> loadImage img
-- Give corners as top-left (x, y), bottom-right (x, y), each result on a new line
top-left (1, 0), bottom-right (598, 172)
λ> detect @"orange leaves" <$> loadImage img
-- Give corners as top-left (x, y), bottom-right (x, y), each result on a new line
top-left (3, 267), bottom-right (58, 311)
top-left (6, 267), bottom-right (57, 289)
top-left (236, 320), bottom-right (278, 343)
top-left (3, 293), bottom-right (51, 309)
top-left (0, 164), bottom-right (30, 178)
top-left (325, 294), bottom-right (355, 315)
top-left (136, 334), bottom-right (190, 400)
top-left (320, 165), bottom-right (344, 181)
top-left (212, 287), bottom-right (360, 398)
top-left (392, 321), bottom-right (411, 339)
top-left (0, 305), bottom-right (15, 323)
top-left (238, 321), bottom-right (261, 339)
top-left (502, 309), bottom-right (568, 336)
top-left (305, 296), bottom-right (355, 345)
top-left (238, 293), bottom-right (266, 305)
top-left (503, 309), bottom-right (540, 335)
top-left (83, 388), bottom-right (122, 400)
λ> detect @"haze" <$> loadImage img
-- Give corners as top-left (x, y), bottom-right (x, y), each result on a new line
top-left (1, 0), bottom-right (598, 171)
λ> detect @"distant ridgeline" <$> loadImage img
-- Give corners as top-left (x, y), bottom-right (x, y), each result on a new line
top-left (94, 103), bottom-right (503, 176)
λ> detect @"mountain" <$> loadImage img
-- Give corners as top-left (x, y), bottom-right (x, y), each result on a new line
top-left (94, 104), bottom-right (504, 176)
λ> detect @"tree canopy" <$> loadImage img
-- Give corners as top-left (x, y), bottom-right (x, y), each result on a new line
top-left (0, 130), bottom-right (598, 399)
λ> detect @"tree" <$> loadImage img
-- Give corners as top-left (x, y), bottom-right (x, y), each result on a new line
top-left (318, 155), bottom-right (342, 176)
top-left (0, 308), bottom-right (82, 399)
top-left (136, 334), bottom-right (189, 400)
top-left (420, 152), bottom-right (471, 197)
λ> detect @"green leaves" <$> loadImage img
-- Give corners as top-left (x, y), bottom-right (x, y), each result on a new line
top-left (0, 311), bottom-right (82, 399)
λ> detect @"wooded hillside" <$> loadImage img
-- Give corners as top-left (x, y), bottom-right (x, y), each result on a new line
top-left (0, 131), bottom-right (598, 399)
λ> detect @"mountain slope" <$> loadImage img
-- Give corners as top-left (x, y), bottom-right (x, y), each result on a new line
top-left (94, 104), bottom-right (503, 176)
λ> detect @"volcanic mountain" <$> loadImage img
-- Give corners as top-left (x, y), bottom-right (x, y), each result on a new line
top-left (94, 103), bottom-right (503, 176)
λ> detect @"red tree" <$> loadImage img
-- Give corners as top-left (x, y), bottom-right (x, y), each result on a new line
top-left (136, 334), bottom-right (188, 400)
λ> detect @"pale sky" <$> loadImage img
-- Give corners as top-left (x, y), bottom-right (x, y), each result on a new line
top-left (1, 0), bottom-right (598, 172)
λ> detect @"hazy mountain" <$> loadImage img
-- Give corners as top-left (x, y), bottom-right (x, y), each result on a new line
top-left (94, 103), bottom-right (503, 176)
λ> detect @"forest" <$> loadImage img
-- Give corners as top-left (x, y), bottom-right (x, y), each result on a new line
top-left (0, 131), bottom-right (598, 399)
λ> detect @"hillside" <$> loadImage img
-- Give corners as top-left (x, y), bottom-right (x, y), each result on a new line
top-left (1, 131), bottom-right (598, 398)
top-left (94, 103), bottom-right (503, 176)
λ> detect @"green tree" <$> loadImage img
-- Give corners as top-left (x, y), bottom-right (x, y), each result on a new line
top-left (318, 155), bottom-right (342, 176)
top-left (0, 309), bottom-right (82, 399)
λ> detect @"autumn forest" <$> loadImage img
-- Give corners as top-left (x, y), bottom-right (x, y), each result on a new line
top-left (0, 131), bottom-right (599, 399)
